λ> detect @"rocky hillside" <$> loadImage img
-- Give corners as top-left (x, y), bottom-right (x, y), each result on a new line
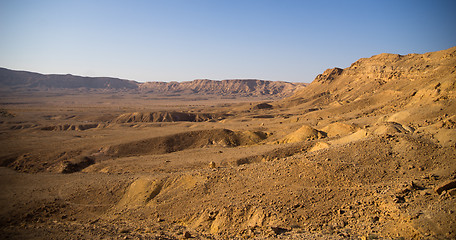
top-left (285, 46), bottom-right (455, 104)
top-left (0, 68), bottom-right (305, 98)
top-left (281, 46), bottom-right (456, 123)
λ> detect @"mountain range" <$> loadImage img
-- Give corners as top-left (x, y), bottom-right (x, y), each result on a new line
top-left (0, 67), bottom-right (305, 98)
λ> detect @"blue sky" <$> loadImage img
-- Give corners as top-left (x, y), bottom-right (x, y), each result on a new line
top-left (1, 0), bottom-right (455, 82)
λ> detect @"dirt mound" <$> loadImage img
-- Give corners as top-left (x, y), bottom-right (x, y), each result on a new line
top-left (115, 178), bottom-right (163, 209)
top-left (252, 102), bottom-right (273, 110)
top-left (279, 125), bottom-right (326, 143)
top-left (106, 129), bottom-right (266, 158)
top-left (321, 122), bottom-right (358, 138)
top-left (330, 129), bottom-right (370, 146)
top-left (373, 122), bottom-right (414, 135)
top-left (236, 131), bottom-right (269, 145)
top-left (309, 128), bottom-right (370, 152)
top-left (309, 142), bottom-right (331, 152)
top-left (114, 111), bottom-right (216, 123)
top-left (40, 123), bottom-right (100, 131)
top-left (387, 110), bottom-right (412, 124)
top-left (57, 156), bottom-right (95, 174)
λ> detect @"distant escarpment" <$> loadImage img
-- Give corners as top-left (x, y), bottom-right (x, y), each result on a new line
top-left (0, 68), bottom-right (305, 98)
top-left (139, 79), bottom-right (305, 97)
top-left (0, 68), bottom-right (138, 90)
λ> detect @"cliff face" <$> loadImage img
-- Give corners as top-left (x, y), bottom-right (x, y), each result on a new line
top-left (0, 68), bottom-right (305, 98)
top-left (140, 79), bottom-right (305, 97)
top-left (283, 46), bottom-right (456, 112)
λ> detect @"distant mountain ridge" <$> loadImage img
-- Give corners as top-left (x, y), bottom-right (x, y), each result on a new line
top-left (0, 68), bottom-right (138, 90)
top-left (0, 67), bottom-right (305, 97)
top-left (139, 79), bottom-right (305, 97)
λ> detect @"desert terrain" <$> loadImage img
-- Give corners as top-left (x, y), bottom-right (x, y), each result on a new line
top-left (1, 47), bottom-right (455, 239)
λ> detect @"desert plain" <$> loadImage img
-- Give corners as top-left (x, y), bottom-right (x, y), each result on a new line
top-left (1, 47), bottom-right (456, 239)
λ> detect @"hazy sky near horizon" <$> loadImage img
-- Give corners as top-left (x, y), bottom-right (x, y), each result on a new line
top-left (1, 0), bottom-right (455, 83)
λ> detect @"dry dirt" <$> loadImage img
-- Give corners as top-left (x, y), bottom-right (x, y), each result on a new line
top-left (1, 47), bottom-right (456, 239)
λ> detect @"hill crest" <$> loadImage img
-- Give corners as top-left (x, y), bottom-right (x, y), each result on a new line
top-left (283, 46), bottom-right (456, 110)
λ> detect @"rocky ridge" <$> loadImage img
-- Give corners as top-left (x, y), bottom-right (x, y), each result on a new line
top-left (140, 79), bottom-right (304, 97)
top-left (0, 68), bottom-right (305, 98)
top-left (283, 46), bottom-right (456, 111)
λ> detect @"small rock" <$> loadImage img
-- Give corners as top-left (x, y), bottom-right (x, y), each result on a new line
top-left (209, 161), bottom-right (216, 168)
top-left (371, 216), bottom-right (379, 223)
top-left (393, 195), bottom-right (405, 203)
top-left (119, 227), bottom-right (130, 233)
top-left (270, 226), bottom-right (288, 235)
top-left (183, 231), bottom-right (192, 238)
top-left (410, 181), bottom-right (424, 190)
top-left (372, 233), bottom-right (381, 239)
top-left (448, 189), bottom-right (456, 197)
top-left (89, 218), bottom-right (100, 224)
top-left (420, 189), bottom-right (432, 196)
top-left (395, 185), bottom-right (410, 194)
top-left (361, 234), bottom-right (379, 240)
top-left (330, 219), bottom-right (346, 228)
top-left (430, 174), bottom-right (439, 180)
